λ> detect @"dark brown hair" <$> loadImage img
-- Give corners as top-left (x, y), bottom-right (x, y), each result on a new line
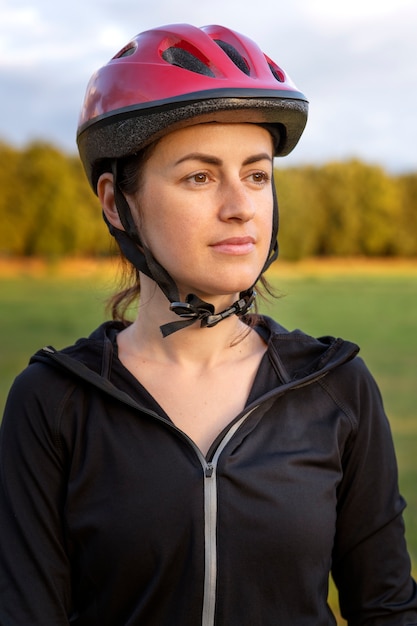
top-left (106, 143), bottom-right (157, 322)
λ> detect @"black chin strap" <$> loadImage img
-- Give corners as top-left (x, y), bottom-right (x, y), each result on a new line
top-left (164, 291), bottom-right (256, 337)
top-left (108, 160), bottom-right (278, 337)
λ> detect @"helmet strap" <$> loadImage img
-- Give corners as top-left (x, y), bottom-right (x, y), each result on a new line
top-left (107, 160), bottom-right (279, 337)
top-left (110, 161), bottom-right (182, 304)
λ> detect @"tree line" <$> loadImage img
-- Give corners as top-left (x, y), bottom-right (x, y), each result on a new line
top-left (0, 141), bottom-right (416, 260)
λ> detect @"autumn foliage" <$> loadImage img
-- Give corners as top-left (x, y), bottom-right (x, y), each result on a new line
top-left (0, 141), bottom-right (416, 260)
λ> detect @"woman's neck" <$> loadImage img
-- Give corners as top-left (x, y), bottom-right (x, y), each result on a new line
top-left (118, 278), bottom-right (258, 369)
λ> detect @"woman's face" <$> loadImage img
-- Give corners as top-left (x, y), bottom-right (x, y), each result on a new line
top-left (133, 122), bottom-right (274, 302)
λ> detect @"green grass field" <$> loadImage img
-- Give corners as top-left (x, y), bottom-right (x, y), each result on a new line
top-left (0, 259), bottom-right (416, 624)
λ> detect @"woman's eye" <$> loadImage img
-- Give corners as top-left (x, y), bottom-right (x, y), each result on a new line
top-left (191, 173), bottom-right (208, 184)
top-left (251, 171), bottom-right (269, 183)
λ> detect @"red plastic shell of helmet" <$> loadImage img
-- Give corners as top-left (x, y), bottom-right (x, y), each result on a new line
top-left (79, 24), bottom-right (302, 126)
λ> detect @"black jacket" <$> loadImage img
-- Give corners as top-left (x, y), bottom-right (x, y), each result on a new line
top-left (1, 317), bottom-right (416, 625)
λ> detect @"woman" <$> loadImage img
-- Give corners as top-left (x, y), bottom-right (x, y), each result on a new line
top-left (1, 23), bottom-right (416, 626)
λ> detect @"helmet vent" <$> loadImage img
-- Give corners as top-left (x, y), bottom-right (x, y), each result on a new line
top-left (162, 47), bottom-right (215, 77)
top-left (214, 40), bottom-right (250, 75)
top-left (268, 62), bottom-right (285, 83)
top-left (114, 44), bottom-right (137, 59)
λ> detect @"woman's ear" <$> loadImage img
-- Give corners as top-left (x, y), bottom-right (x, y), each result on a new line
top-left (97, 172), bottom-right (125, 231)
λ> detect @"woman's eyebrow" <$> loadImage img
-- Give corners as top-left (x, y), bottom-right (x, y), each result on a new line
top-left (174, 153), bottom-right (222, 166)
top-left (174, 152), bottom-right (272, 166)
top-left (243, 153), bottom-right (273, 166)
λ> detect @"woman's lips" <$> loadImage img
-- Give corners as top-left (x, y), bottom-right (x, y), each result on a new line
top-left (210, 236), bottom-right (256, 255)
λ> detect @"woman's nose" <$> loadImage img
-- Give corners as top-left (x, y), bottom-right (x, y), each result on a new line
top-left (217, 179), bottom-right (256, 222)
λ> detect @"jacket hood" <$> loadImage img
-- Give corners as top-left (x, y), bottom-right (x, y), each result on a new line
top-left (30, 317), bottom-right (359, 394)
top-left (257, 316), bottom-right (359, 384)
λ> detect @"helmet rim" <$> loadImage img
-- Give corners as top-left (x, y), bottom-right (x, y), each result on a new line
top-left (78, 91), bottom-right (308, 192)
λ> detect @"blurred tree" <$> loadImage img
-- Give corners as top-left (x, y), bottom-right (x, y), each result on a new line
top-left (0, 143), bottom-right (26, 255)
top-left (353, 161), bottom-right (401, 256)
top-left (276, 159), bottom-right (406, 258)
top-left (313, 160), bottom-right (364, 256)
top-left (275, 166), bottom-right (326, 260)
top-left (0, 141), bottom-right (415, 259)
top-left (0, 141), bottom-right (111, 257)
top-left (66, 156), bottom-right (113, 256)
top-left (396, 173), bottom-right (417, 256)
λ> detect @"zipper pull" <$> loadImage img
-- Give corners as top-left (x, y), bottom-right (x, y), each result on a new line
top-left (205, 463), bottom-right (214, 478)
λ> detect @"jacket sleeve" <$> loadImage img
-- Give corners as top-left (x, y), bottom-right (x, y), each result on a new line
top-left (0, 364), bottom-right (73, 625)
top-left (330, 357), bottom-right (417, 625)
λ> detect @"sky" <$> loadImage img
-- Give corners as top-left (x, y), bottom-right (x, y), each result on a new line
top-left (1, 0), bottom-right (416, 172)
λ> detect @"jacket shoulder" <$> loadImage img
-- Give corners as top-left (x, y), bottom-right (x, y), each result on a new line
top-left (320, 354), bottom-right (386, 433)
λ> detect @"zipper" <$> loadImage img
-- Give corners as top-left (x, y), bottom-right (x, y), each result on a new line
top-left (200, 408), bottom-right (258, 626)
top-left (202, 461), bottom-right (217, 626)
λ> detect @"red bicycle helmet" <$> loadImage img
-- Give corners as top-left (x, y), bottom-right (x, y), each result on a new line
top-left (77, 23), bottom-right (308, 191)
